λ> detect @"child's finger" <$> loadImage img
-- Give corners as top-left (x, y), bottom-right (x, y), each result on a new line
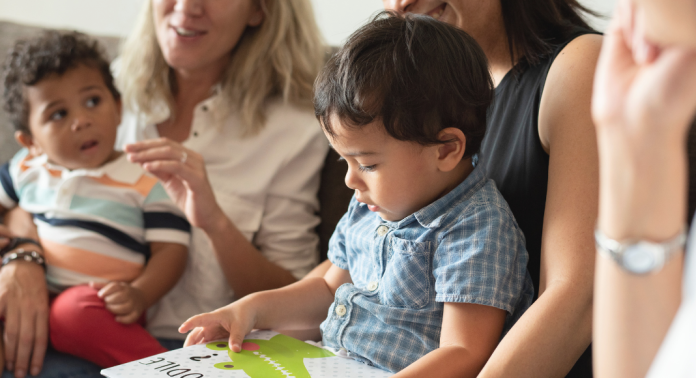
top-left (115, 311), bottom-right (140, 324)
top-left (184, 328), bottom-right (205, 347)
top-left (88, 281), bottom-right (107, 291)
top-left (105, 301), bottom-right (134, 316)
top-left (97, 282), bottom-right (124, 299)
top-left (103, 289), bottom-right (130, 306)
top-left (228, 329), bottom-right (246, 353)
top-left (179, 313), bottom-right (216, 334)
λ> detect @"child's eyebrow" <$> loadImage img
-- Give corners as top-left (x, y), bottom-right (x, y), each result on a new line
top-left (41, 99), bottom-right (64, 113)
top-left (327, 144), bottom-right (377, 157)
top-left (344, 151), bottom-right (377, 157)
top-left (79, 85), bottom-right (103, 93)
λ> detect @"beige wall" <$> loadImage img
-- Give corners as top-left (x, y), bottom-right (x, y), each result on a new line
top-left (0, 0), bottom-right (613, 45)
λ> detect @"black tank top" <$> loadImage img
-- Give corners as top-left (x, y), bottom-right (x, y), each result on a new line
top-left (477, 28), bottom-right (598, 378)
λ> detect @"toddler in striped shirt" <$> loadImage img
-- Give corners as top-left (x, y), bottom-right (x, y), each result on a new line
top-left (0, 31), bottom-right (190, 368)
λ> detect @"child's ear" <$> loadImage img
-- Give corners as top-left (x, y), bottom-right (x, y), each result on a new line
top-left (435, 128), bottom-right (466, 172)
top-left (115, 98), bottom-right (123, 125)
top-left (14, 130), bottom-right (43, 156)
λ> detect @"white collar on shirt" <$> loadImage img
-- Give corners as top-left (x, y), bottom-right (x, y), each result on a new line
top-left (25, 152), bottom-right (142, 185)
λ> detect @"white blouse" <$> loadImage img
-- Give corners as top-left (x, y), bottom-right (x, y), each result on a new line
top-left (647, 223), bottom-right (696, 377)
top-left (116, 94), bottom-right (328, 339)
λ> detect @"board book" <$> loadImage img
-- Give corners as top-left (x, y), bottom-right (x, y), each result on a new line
top-left (101, 330), bottom-right (393, 378)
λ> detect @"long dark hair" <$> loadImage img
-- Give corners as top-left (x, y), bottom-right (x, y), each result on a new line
top-left (501, 0), bottom-right (599, 67)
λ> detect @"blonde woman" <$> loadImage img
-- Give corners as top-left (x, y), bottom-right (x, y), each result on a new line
top-left (0, 0), bottom-right (327, 377)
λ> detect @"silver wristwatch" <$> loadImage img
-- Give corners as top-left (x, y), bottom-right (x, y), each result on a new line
top-left (595, 227), bottom-right (687, 274)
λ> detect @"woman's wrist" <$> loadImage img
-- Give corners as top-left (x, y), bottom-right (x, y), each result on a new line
top-left (201, 207), bottom-right (235, 236)
top-left (597, 134), bottom-right (687, 240)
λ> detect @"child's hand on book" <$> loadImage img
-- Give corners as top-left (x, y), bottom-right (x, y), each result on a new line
top-left (179, 302), bottom-right (256, 353)
top-left (90, 281), bottom-right (147, 324)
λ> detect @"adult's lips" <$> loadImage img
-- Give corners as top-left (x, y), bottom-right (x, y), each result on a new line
top-left (172, 26), bottom-right (206, 37)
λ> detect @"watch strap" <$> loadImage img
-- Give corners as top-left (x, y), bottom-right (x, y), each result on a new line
top-left (595, 227), bottom-right (687, 274)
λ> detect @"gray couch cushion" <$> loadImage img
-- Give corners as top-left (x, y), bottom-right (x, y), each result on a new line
top-left (0, 20), bottom-right (121, 163)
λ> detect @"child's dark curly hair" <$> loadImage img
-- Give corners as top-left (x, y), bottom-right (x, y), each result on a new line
top-left (1, 30), bottom-right (120, 134)
top-left (315, 12), bottom-right (493, 159)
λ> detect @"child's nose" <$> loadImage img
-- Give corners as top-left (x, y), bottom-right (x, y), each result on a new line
top-left (344, 167), bottom-right (365, 191)
top-left (71, 113), bottom-right (92, 132)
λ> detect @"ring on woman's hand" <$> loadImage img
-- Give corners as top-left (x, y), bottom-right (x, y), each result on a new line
top-left (180, 151), bottom-right (188, 164)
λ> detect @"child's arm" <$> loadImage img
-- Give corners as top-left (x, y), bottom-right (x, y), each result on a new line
top-left (180, 262), bottom-right (351, 352)
top-left (394, 303), bottom-right (506, 378)
top-left (94, 241), bottom-right (187, 324)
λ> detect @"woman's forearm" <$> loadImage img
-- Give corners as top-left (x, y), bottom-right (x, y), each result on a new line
top-left (204, 213), bottom-right (298, 298)
top-left (130, 242), bottom-right (188, 308)
top-left (593, 132), bottom-right (686, 378)
top-left (478, 282), bottom-right (592, 378)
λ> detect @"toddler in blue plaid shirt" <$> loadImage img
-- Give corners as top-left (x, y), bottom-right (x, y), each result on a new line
top-left (180, 12), bottom-right (533, 376)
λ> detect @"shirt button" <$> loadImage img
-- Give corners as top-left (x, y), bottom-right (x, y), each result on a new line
top-left (335, 304), bottom-right (347, 317)
top-left (202, 106), bottom-right (208, 112)
top-left (193, 131), bottom-right (199, 137)
top-left (377, 225), bottom-right (389, 236)
top-left (367, 281), bottom-right (379, 291)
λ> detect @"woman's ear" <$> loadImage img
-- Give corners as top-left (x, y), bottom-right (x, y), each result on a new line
top-left (248, 3), bottom-right (265, 27)
top-left (14, 130), bottom-right (43, 156)
top-left (435, 128), bottom-right (466, 172)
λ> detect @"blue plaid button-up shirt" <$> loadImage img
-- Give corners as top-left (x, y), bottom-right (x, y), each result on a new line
top-left (320, 166), bottom-right (534, 372)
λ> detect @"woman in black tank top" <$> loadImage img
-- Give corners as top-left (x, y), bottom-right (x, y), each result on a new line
top-left (383, 1), bottom-right (601, 377)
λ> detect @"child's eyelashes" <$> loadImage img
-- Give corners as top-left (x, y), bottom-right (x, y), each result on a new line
top-left (86, 96), bottom-right (101, 108)
top-left (336, 156), bottom-right (375, 172)
top-left (50, 109), bottom-right (67, 121)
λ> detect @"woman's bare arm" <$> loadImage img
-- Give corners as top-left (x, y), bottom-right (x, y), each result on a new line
top-left (125, 139), bottom-right (298, 298)
top-left (479, 34), bottom-right (602, 378)
top-left (0, 207), bottom-right (48, 378)
top-left (592, 4), bottom-right (696, 375)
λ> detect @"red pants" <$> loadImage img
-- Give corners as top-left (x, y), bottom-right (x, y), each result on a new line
top-left (50, 285), bottom-right (168, 368)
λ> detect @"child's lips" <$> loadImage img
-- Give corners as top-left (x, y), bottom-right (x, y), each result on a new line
top-left (357, 198), bottom-right (380, 212)
top-left (80, 140), bottom-right (99, 151)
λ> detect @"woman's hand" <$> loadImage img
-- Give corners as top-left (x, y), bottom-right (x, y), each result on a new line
top-left (0, 230), bottom-right (49, 378)
top-left (593, 1), bottom-right (696, 142)
top-left (90, 281), bottom-right (147, 324)
top-left (125, 138), bottom-right (226, 231)
top-left (592, 4), bottom-right (696, 238)
top-left (179, 302), bottom-right (257, 353)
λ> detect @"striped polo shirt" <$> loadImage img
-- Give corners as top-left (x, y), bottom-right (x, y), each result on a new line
top-left (0, 149), bottom-right (190, 293)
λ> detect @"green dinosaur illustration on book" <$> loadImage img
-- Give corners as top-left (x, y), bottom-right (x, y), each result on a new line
top-left (206, 334), bottom-right (335, 378)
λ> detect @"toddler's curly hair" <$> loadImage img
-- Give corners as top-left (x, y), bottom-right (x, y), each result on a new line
top-left (1, 30), bottom-right (120, 134)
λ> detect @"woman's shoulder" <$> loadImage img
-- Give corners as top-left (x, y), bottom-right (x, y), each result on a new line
top-left (261, 99), bottom-right (326, 149)
top-left (537, 33), bottom-right (602, 149)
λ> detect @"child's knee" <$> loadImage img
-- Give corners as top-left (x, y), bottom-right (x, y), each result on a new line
top-left (50, 285), bottom-right (105, 340)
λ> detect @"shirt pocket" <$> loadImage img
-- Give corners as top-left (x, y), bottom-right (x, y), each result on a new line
top-left (380, 236), bottom-right (432, 309)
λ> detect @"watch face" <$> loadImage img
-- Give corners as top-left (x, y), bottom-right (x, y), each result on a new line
top-left (622, 242), bottom-right (661, 274)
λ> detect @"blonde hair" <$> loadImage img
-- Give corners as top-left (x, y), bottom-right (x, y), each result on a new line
top-left (117, 0), bottom-right (326, 133)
